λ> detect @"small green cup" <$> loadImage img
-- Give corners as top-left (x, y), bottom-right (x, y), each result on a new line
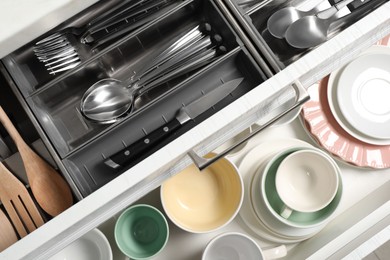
top-left (115, 204), bottom-right (169, 259)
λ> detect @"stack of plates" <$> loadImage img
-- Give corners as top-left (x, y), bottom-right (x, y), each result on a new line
top-left (301, 38), bottom-right (390, 169)
top-left (328, 45), bottom-right (390, 145)
top-left (238, 138), bottom-right (326, 244)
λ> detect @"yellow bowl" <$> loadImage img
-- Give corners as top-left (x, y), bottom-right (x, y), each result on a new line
top-left (161, 155), bottom-right (243, 233)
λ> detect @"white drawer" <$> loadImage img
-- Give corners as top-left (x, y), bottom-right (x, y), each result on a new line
top-left (0, 1), bottom-right (389, 259)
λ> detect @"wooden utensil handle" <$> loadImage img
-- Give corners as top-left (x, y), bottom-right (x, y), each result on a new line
top-left (0, 106), bottom-right (27, 149)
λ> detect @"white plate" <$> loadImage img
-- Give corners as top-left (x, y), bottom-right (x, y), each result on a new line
top-left (336, 45), bottom-right (390, 140)
top-left (48, 228), bottom-right (112, 260)
top-left (238, 138), bottom-right (317, 244)
top-left (328, 64), bottom-right (390, 145)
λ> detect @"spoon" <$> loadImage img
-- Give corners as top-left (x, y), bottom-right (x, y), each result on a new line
top-left (80, 25), bottom-right (221, 124)
top-left (285, 0), bottom-right (356, 49)
top-left (0, 209), bottom-right (18, 252)
top-left (0, 106), bottom-right (73, 217)
top-left (267, 1), bottom-right (327, 39)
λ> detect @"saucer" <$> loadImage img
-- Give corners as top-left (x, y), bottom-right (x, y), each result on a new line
top-left (301, 77), bottom-right (390, 169)
top-left (238, 138), bottom-right (315, 243)
top-left (328, 64), bottom-right (390, 145)
top-left (336, 45), bottom-right (390, 140)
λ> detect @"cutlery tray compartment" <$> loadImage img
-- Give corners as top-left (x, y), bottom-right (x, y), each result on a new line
top-left (224, 0), bottom-right (387, 68)
top-left (22, 0), bottom-right (265, 157)
top-left (2, 0), bottom-right (269, 197)
top-left (63, 47), bottom-right (265, 197)
top-left (1, 0), bottom-right (184, 97)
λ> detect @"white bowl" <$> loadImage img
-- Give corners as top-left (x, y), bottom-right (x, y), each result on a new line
top-left (276, 149), bottom-right (339, 215)
top-left (48, 228), bottom-right (112, 260)
top-left (202, 232), bottom-right (286, 260)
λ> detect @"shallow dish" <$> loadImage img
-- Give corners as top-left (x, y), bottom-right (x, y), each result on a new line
top-left (301, 76), bottom-right (390, 169)
top-left (251, 157), bottom-right (323, 239)
top-left (48, 228), bottom-right (112, 260)
top-left (328, 65), bottom-right (390, 145)
top-left (336, 45), bottom-right (390, 140)
top-left (161, 154), bottom-right (243, 233)
top-left (238, 138), bottom-right (317, 243)
top-left (252, 147), bottom-right (342, 231)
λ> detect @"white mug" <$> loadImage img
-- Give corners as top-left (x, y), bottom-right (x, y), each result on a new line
top-left (202, 232), bottom-right (287, 260)
top-left (276, 149), bottom-right (339, 219)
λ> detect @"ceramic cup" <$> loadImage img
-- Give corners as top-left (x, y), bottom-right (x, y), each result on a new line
top-left (161, 153), bottom-right (243, 233)
top-left (256, 147), bottom-right (342, 231)
top-left (114, 204), bottom-right (169, 260)
top-left (275, 149), bottom-right (339, 219)
top-left (202, 232), bottom-right (287, 260)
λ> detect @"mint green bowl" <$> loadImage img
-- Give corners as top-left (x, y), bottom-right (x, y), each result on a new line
top-left (115, 204), bottom-right (169, 259)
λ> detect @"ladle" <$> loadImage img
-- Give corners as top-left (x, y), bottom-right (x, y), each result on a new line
top-left (80, 24), bottom-right (222, 124)
top-left (0, 106), bottom-right (73, 217)
top-left (285, 0), bottom-right (355, 48)
top-left (267, 1), bottom-right (328, 39)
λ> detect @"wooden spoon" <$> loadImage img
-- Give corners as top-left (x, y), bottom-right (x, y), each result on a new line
top-left (0, 208), bottom-right (18, 252)
top-left (0, 106), bottom-right (73, 216)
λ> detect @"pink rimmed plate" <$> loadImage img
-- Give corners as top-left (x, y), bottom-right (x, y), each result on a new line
top-left (301, 76), bottom-right (390, 169)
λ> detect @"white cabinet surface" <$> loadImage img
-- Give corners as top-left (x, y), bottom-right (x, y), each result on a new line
top-left (0, 1), bottom-right (389, 259)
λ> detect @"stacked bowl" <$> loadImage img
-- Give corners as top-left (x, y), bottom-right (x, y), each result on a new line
top-left (239, 139), bottom-right (343, 243)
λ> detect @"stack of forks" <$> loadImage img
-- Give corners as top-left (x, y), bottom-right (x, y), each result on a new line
top-left (34, 0), bottom-right (174, 75)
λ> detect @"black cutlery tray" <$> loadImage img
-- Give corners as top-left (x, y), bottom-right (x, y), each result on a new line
top-left (1, 0), bottom-right (269, 197)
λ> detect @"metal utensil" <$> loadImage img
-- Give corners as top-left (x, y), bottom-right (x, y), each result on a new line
top-left (0, 162), bottom-right (44, 238)
top-left (0, 208), bottom-right (18, 252)
top-left (0, 106), bottom-right (73, 217)
top-left (34, 0), bottom-right (173, 75)
top-left (104, 78), bottom-right (244, 169)
top-left (285, 0), bottom-right (356, 48)
top-left (80, 24), bottom-right (222, 124)
top-left (267, 1), bottom-right (328, 39)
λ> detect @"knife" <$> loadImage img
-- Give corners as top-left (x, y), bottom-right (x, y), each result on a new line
top-left (104, 78), bottom-right (244, 169)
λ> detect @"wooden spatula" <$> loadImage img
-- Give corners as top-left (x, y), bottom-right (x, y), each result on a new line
top-left (0, 106), bottom-right (73, 217)
top-left (0, 208), bottom-right (18, 252)
top-left (0, 162), bottom-right (44, 238)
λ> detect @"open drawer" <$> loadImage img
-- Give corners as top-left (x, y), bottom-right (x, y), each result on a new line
top-left (0, 0), bottom-right (389, 259)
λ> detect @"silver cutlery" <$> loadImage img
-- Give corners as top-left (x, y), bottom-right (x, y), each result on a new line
top-left (104, 78), bottom-right (244, 169)
top-left (80, 24), bottom-right (225, 124)
top-left (267, 1), bottom-right (329, 39)
top-left (34, 0), bottom-right (174, 75)
top-left (284, 0), bottom-right (356, 48)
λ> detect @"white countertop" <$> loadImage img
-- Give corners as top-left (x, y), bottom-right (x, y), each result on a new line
top-left (0, 0), bottom-right (98, 59)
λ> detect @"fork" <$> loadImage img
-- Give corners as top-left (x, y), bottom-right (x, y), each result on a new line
top-left (0, 162), bottom-right (44, 238)
top-left (34, 0), bottom-right (174, 75)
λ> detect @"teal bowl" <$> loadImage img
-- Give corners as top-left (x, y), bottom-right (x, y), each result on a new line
top-left (115, 204), bottom-right (169, 259)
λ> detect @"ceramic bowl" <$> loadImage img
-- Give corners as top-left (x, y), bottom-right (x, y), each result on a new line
top-left (115, 204), bottom-right (169, 260)
top-left (202, 232), bottom-right (287, 260)
top-left (251, 147), bottom-right (343, 237)
top-left (161, 153), bottom-right (243, 233)
top-left (276, 149), bottom-right (339, 216)
top-left (48, 228), bottom-right (112, 260)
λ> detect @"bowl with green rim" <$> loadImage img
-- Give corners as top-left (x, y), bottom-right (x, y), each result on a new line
top-left (251, 146), bottom-right (343, 237)
top-left (115, 204), bottom-right (169, 260)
